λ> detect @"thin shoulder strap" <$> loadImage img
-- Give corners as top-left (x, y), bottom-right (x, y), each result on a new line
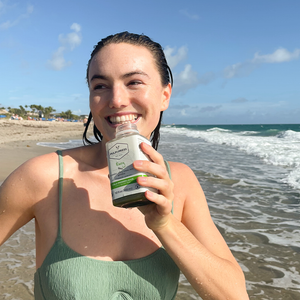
top-left (164, 160), bottom-right (174, 214)
top-left (56, 150), bottom-right (63, 238)
top-left (164, 160), bottom-right (172, 180)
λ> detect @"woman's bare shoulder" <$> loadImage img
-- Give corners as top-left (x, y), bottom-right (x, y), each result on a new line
top-left (1, 145), bottom-right (90, 196)
top-left (1, 151), bottom-right (61, 201)
top-left (166, 161), bottom-right (205, 215)
top-left (167, 161), bottom-right (198, 183)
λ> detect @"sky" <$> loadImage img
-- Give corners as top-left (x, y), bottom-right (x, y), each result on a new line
top-left (0, 0), bottom-right (300, 125)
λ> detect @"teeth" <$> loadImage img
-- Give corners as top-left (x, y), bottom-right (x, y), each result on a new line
top-left (109, 114), bottom-right (138, 124)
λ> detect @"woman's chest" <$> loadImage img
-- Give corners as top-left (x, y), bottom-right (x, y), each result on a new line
top-left (36, 179), bottom-right (162, 265)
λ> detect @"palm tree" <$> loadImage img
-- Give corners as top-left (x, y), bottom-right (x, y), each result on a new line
top-left (44, 106), bottom-right (56, 119)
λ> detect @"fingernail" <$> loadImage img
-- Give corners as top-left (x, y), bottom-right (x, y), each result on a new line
top-left (141, 142), bottom-right (150, 148)
top-left (138, 176), bottom-right (147, 182)
top-left (134, 160), bottom-right (143, 166)
top-left (146, 190), bottom-right (154, 197)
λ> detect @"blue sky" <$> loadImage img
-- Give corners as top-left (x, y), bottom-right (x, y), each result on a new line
top-left (0, 0), bottom-right (299, 125)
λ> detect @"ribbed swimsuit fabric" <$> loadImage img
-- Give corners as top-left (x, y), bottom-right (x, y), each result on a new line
top-left (34, 150), bottom-right (180, 300)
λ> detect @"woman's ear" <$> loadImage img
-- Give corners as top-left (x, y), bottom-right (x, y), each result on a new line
top-left (160, 83), bottom-right (172, 111)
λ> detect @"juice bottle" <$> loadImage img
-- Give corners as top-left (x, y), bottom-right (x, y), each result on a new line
top-left (106, 123), bottom-right (157, 208)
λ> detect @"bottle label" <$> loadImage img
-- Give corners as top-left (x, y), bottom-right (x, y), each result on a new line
top-left (106, 135), bottom-right (157, 200)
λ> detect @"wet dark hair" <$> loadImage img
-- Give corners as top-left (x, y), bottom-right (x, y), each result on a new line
top-left (83, 31), bottom-right (173, 150)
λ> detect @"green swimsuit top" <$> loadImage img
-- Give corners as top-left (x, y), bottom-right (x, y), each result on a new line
top-left (34, 150), bottom-right (180, 300)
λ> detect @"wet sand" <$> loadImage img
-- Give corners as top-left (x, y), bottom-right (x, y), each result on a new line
top-left (0, 119), bottom-right (92, 181)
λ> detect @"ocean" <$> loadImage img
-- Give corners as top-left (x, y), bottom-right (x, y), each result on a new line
top-left (0, 124), bottom-right (299, 299)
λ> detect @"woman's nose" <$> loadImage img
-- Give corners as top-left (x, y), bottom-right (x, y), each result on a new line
top-left (108, 85), bottom-right (130, 108)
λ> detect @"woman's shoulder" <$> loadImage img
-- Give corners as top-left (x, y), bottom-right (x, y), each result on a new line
top-left (2, 145), bottom-right (92, 195)
top-left (24, 144), bottom-right (96, 169)
top-left (8, 151), bottom-right (59, 181)
top-left (166, 161), bottom-right (205, 203)
top-left (1, 151), bottom-right (61, 201)
top-left (166, 161), bottom-right (196, 181)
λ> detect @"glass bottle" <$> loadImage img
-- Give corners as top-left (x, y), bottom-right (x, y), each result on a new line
top-left (106, 123), bottom-right (157, 208)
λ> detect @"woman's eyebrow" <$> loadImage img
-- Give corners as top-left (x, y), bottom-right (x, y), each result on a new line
top-left (122, 71), bottom-right (149, 78)
top-left (90, 71), bottom-right (149, 82)
top-left (90, 74), bottom-right (108, 82)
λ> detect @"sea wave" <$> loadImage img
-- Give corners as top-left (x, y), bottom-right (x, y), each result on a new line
top-left (206, 127), bottom-right (232, 132)
top-left (277, 129), bottom-right (300, 141)
top-left (161, 127), bottom-right (300, 190)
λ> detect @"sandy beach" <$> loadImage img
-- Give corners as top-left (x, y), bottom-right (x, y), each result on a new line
top-left (0, 119), bottom-right (93, 182)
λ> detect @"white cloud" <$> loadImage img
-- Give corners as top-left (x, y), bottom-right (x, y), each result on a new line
top-left (164, 46), bottom-right (187, 69)
top-left (70, 23), bottom-right (81, 32)
top-left (252, 48), bottom-right (300, 64)
top-left (0, 19), bottom-right (17, 30)
top-left (164, 46), bottom-right (214, 96)
top-left (223, 47), bottom-right (300, 80)
top-left (172, 66), bottom-right (215, 96)
top-left (179, 9), bottom-right (200, 20)
top-left (164, 46), bottom-right (216, 95)
top-left (47, 47), bottom-right (71, 71)
top-left (0, 3), bottom-right (33, 30)
top-left (177, 64), bottom-right (198, 83)
top-left (26, 4), bottom-right (34, 14)
top-left (47, 23), bottom-right (82, 71)
top-left (58, 23), bottom-right (82, 50)
top-left (166, 45), bottom-right (300, 95)
top-left (173, 64), bottom-right (199, 95)
top-left (223, 61), bottom-right (259, 79)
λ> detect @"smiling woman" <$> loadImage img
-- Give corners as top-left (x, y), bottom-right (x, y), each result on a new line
top-left (83, 32), bottom-right (173, 150)
top-left (0, 32), bottom-right (249, 300)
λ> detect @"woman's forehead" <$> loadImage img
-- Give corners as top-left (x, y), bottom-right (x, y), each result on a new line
top-left (90, 43), bottom-right (156, 71)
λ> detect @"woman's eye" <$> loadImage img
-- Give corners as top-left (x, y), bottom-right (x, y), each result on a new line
top-left (129, 80), bottom-right (142, 86)
top-left (94, 84), bottom-right (106, 90)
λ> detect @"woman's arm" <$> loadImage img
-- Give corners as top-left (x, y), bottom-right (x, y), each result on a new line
top-left (134, 143), bottom-right (249, 300)
top-left (0, 162), bottom-right (36, 246)
top-left (0, 152), bottom-right (58, 246)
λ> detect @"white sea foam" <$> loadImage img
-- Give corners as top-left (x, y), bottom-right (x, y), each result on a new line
top-left (8, 276), bottom-right (34, 295)
top-left (161, 127), bottom-right (300, 189)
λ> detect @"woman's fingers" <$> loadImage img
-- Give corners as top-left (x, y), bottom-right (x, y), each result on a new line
top-left (139, 142), bottom-right (165, 166)
top-left (136, 174), bottom-right (174, 199)
top-left (144, 190), bottom-right (172, 215)
top-left (134, 158), bottom-right (168, 178)
top-left (137, 191), bottom-right (172, 230)
top-left (133, 142), bottom-right (174, 229)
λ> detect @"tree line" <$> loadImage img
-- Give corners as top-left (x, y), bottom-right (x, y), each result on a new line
top-left (0, 104), bottom-right (83, 120)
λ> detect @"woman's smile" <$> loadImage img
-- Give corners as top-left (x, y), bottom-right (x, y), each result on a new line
top-left (106, 113), bottom-right (141, 127)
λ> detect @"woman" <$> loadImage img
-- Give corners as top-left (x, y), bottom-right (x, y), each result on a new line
top-left (0, 32), bottom-right (249, 299)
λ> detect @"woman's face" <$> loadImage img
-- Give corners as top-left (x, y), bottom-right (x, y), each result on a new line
top-left (88, 43), bottom-right (171, 143)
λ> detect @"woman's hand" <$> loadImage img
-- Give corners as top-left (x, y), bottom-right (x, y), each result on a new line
top-left (133, 142), bottom-right (173, 231)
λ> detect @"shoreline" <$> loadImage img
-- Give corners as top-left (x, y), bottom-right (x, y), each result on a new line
top-left (0, 119), bottom-right (93, 181)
